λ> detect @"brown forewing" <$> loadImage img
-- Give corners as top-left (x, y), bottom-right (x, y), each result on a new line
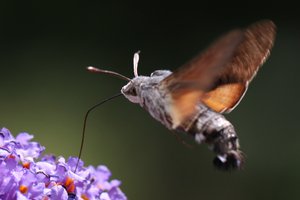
top-left (202, 20), bottom-right (276, 113)
top-left (214, 20), bottom-right (276, 85)
top-left (161, 29), bottom-right (245, 128)
top-left (160, 20), bottom-right (276, 129)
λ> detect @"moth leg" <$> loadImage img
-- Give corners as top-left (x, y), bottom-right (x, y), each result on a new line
top-left (169, 131), bottom-right (194, 149)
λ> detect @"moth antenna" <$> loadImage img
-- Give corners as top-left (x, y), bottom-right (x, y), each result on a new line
top-left (133, 50), bottom-right (140, 77)
top-left (87, 66), bottom-right (131, 81)
top-left (74, 93), bottom-right (123, 173)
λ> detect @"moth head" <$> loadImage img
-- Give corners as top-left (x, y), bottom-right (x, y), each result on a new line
top-left (121, 70), bottom-right (172, 104)
top-left (87, 51), bottom-right (171, 104)
top-left (121, 79), bottom-right (140, 103)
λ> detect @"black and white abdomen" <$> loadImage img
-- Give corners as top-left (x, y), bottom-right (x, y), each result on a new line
top-left (187, 104), bottom-right (244, 170)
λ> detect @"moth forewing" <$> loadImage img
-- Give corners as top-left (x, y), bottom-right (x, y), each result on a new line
top-left (162, 20), bottom-right (276, 129)
top-left (161, 30), bottom-right (245, 128)
top-left (217, 20), bottom-right (276, 86)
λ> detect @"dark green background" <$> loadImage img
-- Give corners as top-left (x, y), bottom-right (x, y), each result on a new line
top-left (0, 1), bottom-right (299, 199)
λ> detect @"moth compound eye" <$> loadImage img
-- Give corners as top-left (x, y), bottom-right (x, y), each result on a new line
top-left (121, 83), bottom-right (137, 97)
top-left (121, 83), bottom-right (140, 104)
top-left (130, 87), bottom-right (137, 96)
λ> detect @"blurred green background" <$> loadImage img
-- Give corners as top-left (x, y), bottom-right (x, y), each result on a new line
top-left (0, 1), bottom-right (299, 199)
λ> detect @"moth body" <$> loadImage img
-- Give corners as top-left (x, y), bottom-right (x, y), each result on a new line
top-left (91, 20), bottom-right (276, 171)
top-left (121, 71), bottom-right (243, 169)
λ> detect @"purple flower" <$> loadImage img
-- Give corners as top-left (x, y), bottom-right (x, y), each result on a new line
top-left (0, 127), bottom-right (127, 200)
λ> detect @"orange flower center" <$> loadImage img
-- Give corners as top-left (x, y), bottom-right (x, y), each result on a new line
top-left (81, 194), bottom-right (89, 200)
top-left (19, 185), bottom-right (28, 194)
top-left (22, 162), bottom-right (30, 169)
top-left (64, 176), bottom-right (76, 194)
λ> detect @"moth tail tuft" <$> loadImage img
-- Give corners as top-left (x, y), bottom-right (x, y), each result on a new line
top-left (213, 150), bottom-right (244, 171)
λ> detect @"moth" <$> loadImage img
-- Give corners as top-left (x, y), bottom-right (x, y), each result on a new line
top-left (87, 20), bottom-right (276, 170)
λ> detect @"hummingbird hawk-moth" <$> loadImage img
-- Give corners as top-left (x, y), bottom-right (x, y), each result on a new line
top-left (87, 20), bottom-right (276, 170)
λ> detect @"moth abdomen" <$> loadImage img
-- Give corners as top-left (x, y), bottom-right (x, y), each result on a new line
top-left (187, 104), bottom-right (244, 170)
